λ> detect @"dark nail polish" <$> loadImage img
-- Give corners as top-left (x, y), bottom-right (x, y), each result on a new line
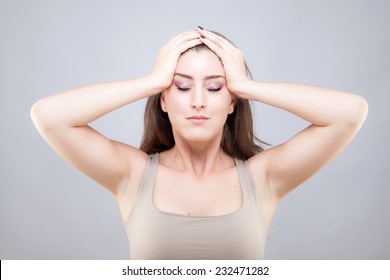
top-left (198, 26), bottom-right (204, 30)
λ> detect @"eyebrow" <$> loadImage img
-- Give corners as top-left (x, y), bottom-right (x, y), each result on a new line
top-left (174, 73), bottom-right (226, 80)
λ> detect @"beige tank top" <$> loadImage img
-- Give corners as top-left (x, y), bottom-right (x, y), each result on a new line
top-left (124, 153), bottom-right (269, 259)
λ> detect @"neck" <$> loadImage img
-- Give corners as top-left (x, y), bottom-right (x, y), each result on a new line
top-left (167, 134), bottom-right (231, 177)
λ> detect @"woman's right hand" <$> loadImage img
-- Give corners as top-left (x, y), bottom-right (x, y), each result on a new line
top-left (150, 31), bottom-right (202, 90)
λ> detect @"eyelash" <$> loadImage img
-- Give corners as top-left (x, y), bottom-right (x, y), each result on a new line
top-left (208, 87), bottom-right (222, 92)
top-left (176, 86), bottom-right (222, 92)
top-left (176, 86), bottom-right (190, 92)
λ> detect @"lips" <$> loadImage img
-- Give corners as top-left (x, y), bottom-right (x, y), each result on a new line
top-left (186, 115), bottom-right (209, 124)
top-left (187, 115), bottom-right (209, 120)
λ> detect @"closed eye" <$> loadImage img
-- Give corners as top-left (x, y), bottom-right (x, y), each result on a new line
top-left (208, 87), bottom-right (222, 92)
top-left (176, 86), bottom-right (190, 92)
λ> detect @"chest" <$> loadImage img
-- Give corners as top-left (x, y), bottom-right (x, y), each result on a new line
top-left (153, 166), bottom-right (243, 217)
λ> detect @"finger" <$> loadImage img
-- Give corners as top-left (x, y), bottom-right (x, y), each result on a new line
top-left (198, 35), bottom-right (224, 59)
top-left (197, 28), bottom-right (236, 51)
top-left (163, 31), bottom-right (197, 50)
top-left (170, 31), bottom-right (200, 47)
top-left (177, 38), bottom-right (203, 54)
top-left (196, 28), bottom-right (222, 48)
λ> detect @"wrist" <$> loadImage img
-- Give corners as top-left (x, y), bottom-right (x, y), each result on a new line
top-left (143, 75), bottom-right (170, 96)
top-left (228, 79), bottom-right (254, 97)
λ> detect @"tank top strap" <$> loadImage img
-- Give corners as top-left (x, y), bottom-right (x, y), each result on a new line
top-left (136, 154), bottom-right (259, 212)
top-left (234, 157), bottom-right (260, 212)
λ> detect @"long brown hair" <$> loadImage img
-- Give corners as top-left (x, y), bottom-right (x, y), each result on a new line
top-left (140, 31), bottom-right (266, 160)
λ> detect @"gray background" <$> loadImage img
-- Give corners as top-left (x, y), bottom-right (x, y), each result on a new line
top-left (1, 0), bottom-right (389, 259)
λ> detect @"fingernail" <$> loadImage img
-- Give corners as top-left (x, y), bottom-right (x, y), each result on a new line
top-left (197, 26), bottom-right (204, 30)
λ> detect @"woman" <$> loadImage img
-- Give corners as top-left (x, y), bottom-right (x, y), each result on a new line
top-left (31, 27), bottom-right (368, 259)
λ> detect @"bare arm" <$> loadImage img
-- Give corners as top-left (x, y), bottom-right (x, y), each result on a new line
top-left (235, 81), bottom-right (368, 200)
top-left (197, 28), bottom-right (368, 201)
top-left (31, 31), bottom-right (202, 197)
top-left (31, 77), bottom-right (163, 196)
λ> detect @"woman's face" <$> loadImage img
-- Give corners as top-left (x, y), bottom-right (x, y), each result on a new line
top-left (161, 50), bottom-right (235, 143)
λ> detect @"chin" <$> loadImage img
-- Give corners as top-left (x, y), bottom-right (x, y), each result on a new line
top-left (179, 129), bottom-right (222, 144)
top-left (185, 136), bottom-right (213, 143)
top-left (172, 122), bottom-right (224, 144)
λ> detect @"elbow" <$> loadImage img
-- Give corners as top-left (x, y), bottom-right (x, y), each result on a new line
top-left (343, 95), bottom-right (368, 129)
top-left (31, 100), bottom-right (43, 127)
top-left (31, 99), bottom-right (45, 126)
top-left (353, 96), bottom-right (369, 125)
top-left (30, 98), bottom-right (58, 132)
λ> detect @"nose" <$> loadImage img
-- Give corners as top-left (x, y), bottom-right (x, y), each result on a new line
top-left (190, 87), bottom-right (206, 110)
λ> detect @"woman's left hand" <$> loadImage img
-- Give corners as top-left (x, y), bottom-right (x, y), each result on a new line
top-left (197, 27), bottom-right (250, 96)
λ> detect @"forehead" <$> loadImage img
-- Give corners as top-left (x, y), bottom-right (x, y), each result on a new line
top-left (176, 50), bottom-right (225, 78)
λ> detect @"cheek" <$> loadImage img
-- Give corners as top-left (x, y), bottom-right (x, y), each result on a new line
top-left (165, 93), bottom-right (186, 112)
top-left (208, 93), bottom-right (234, 113)
top-left (163, 93), bottom-right (189, 122)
